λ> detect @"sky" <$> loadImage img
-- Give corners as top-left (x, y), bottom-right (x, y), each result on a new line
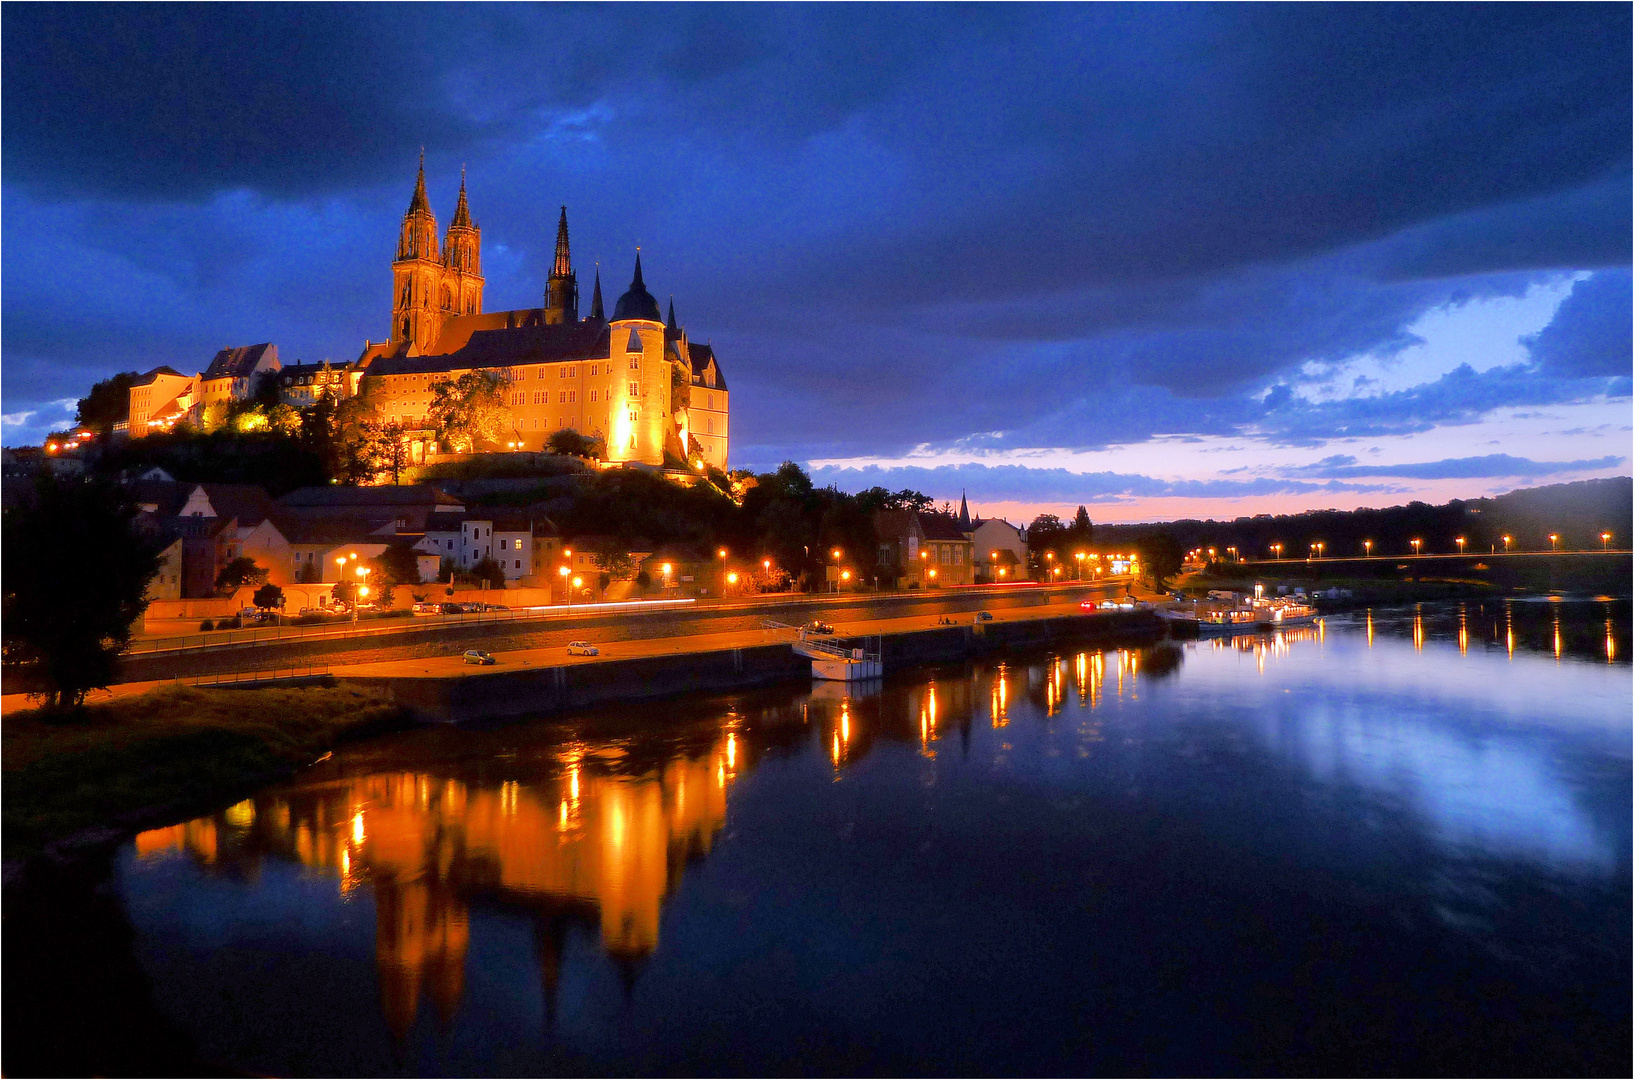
top-left (2, 3), bottom-right (1629, 523)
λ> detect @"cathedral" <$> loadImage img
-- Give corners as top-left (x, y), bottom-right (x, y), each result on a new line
top-left (355, 156), bottom-right (730, 469)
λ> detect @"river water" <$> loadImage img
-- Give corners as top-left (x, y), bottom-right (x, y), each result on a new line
top-left (14, 599), bottom-right (1633, 1075)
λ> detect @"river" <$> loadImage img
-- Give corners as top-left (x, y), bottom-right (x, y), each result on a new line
top-left (7, 598), bottom-right (1629, 1075)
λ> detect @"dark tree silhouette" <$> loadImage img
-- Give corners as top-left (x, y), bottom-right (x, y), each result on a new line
top-left (2, 475), bottom-right (160, 709)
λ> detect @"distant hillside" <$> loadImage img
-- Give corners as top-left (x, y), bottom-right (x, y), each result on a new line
top-left (1093, 477), bottom-right (1632, 558)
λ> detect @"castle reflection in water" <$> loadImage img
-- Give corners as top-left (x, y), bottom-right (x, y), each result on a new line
top-left (130, 599), bottom-right (1623, 1041)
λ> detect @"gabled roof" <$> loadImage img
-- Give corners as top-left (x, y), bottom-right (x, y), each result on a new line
top-left (423, 511), bottom-right (466, 533)
top-left (196, 483), bottom-right (277, 527)
top-left (687, 342), bottom-right (727, 390)
top-left (271, 514), bottom-right (389, 546)
top-left (202, 343), bottom-right (276, 381)
top-left (873, 509), bottom-right (922, 541)
top-left (364, 318), bottom-right (612, 377)
top-left (917, 512), bottom-right (971, 541)
top-left (129, 480), bottom-right (196, 516)
top-left (132, 365), bottom-right (188, 386)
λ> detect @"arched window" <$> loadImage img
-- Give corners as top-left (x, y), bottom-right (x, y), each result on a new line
top-left (441, 285), bottom-right (453, 310)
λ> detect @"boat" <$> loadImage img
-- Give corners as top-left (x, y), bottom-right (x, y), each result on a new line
top-left (1165, 598), bottom-right (1318, 637)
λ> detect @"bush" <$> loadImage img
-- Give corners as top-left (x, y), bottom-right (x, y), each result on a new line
top-left (219, 616), bottom-right (243, 630)
top-left (199, 619), bottom-right (215, 631)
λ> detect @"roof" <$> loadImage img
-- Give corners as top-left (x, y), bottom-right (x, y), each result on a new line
top-left (565, 534), bottom-right (655, 553)
top-left (197, 483), bottom-right (276, 527)
top-left (918, 512), bottom-right (971, 541)
top-left (278, 485), bottom-right (464, 510)
top-left (423, 511), bottom-right (466, 533)
top-left (687, 342), bottom-right (727, 390)
top-left (873, 509), bottom-right (922, 541)
top-left (132, 365), bottom-right (188, 386)
top-left (613, 254), bottom-right (662, 323)
top-left (364, 318), bottom-right (612, 377)
top-left (271, 514), bottom-right (390, 546)
top-left (202, 343), bottom-right (276, 381)
top-left (129, 480), bottom-right (195, 516)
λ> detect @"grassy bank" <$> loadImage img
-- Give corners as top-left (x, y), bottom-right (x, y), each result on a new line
top-left (3, 683), bottom-right (410, 863)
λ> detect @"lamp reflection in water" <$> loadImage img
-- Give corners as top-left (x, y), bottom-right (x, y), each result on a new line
top-left (1608, 617), bottom-right (1617, 663)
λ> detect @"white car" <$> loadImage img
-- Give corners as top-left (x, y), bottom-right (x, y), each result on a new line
top-left (566, 641), bottom-right (600, 656)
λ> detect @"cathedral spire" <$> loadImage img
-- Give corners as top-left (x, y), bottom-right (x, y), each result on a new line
top-left (666, 297), bottom-right (677, 333)
top-left (958, 490), bottom-right (971, 530)
top-left (589, 266), bottom-right (605, 321)
top-left (544, 205), bottom-right (578, 325)
top-left (450, 166), bottom-right (472, 228)
top-left (552, 206), bottom-right (571, 278)
top-left (407, 148), bottom-right (431, 215)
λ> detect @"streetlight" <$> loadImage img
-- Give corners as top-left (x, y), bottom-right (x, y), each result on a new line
top-left (1602, 531), bottom-right (1613, 551)
top-left (718, 547), bottom-right (728, 559)
top-left (1455, 536), bottom-right (1466, 553)
top-left (1271, 543), bottom-right (1282, 560)
top-left (1410, 539), bottom-right (1422, 555)
top-left (832, 548), bottom-right (842, 560)
top-left (1363, 539), bottom-right (1372, 557)
top-left (1226, 546), bottom-right (1237, 563)
top-left (559, 565), bottom-right (571, 610)
top-left (1548, 533), bottom-right (1559, 552)
top-left (1074, 552), bottom-right (1085, 579)
top-left (1501, 534), bottom-right (1512, 552)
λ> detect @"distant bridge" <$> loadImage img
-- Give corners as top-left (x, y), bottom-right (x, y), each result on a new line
top-left (1232, 549), bottom-right (1630, 568)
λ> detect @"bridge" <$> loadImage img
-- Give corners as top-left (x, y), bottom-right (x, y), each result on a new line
top-left (1231, 549), bottom-right (1630, 567)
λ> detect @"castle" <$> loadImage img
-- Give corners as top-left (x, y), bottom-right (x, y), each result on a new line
top-left (122, 156), bottom-right (730, 470)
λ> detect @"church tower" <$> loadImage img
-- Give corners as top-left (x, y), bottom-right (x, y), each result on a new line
top-left (544, 207), bottom-right (578, 325)
top-left (392, 153), bottom-right (447, 353)
top-left (441, 167), bottom-right (483, 320)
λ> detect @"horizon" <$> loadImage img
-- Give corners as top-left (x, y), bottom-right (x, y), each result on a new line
top-left (3, 5), bottom-right (1629, 521)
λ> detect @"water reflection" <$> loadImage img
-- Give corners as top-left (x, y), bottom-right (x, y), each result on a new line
top-left (136, 729), bottom-right (740, 1037)
top-left (110, 604), bottom-right (1629, 1075)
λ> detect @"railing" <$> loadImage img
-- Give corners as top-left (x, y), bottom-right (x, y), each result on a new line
top-left (133, 597), bottom-right (700, 657)
top-left (180, 659), bottom-right (332, 688)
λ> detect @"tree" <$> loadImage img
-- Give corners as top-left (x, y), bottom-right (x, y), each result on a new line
top-left (427, 371), bottom-right (508, 451)
top-left (215, 556), bottom-right (269, 594)
top-left (467, 555), bottom-right (506, 589)
top-left (75, 372), bottom-right (140, 438)
top-left (373, 544), bottom-right (422, 586)
top-left (332, 398), bottom-right (387, 485)
top-left (1070, 506), bottom-right (1094, 548)
top-left (331, 580), bottom-right (358, 608)
top-left (547, 429), bottom-right (595, 457)
top-left (296, 560), bottom-right (321, 584)
top-left (2, 475), bottom-right (161, 709)
top-left (1134, 533), bottom-right (1185, 591)
top-left (252, 583), bottom-right (284, 611)
top-left (378, 421), bottom-right (412, 485)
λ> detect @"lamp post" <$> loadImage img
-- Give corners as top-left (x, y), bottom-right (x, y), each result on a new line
top-left (1548, 533), bottom-right (1559, 552)
top-left (1410, 538), bottom-right (1422, 556)
top-left (1226, 546), bottom-right (1237, 563)
top-left (1502, 534), bottom-right (1512, 552)
top-left (1455, 536), bottom-right (1465, 554)
top-left (1075, 551), bottom-right (1085, 579)
top-left (559, 565), bottom-right (571, 610)
top-left (1603, 531), bottom-right (1613, 551)
top-left (661, 562), bottom-right (672, 595)
top-left (1271, 543), bottom-right (1282, 560)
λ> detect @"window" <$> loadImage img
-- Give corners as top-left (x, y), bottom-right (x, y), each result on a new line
top-left (629, 382), bottom-right (639, 396)
top-left (447, 540), bottom-right (454, 550)
top-left (515, 560), bottom-right (521, 569)
top-left (629, 434), bottom-right (637, 449)
top-left (629, 409), bottom-right (639, 423)
top-left (629, 356), bottom-right (640, 369)
top-left (569, 390), bottom-right (577, 402)
top-left (955, 548), bottom-right (964, 564)
top-left (537, 368), bottom-right (544, 379)
top-left (558, 391), bottom-right (567, 404)
top-left (589, 364), bottom-right (597, 375)
top-left (560, 368), bottom-right (567, 378)
top-left (590, 390), bottom-right (598, 402)
top-left (707, 418), bottom-right (714, 433)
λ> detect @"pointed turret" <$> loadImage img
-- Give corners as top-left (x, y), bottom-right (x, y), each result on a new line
top-left (407, 149), bottom-right (431, 215)
top-left (588, 267), bottom-right (605, 321)
top-left (958, 491), bottom-right (972, 531)
top-left (666, 297), bottom-right (678, 333)
top-left (544, 206), bottom-right (578, 324)
top-left (450, 166), bottom-right (473, 228)
top-left (613, 252), bottom-right (662, 322)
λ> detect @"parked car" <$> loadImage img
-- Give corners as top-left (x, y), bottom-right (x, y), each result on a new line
top-left (566, 641), bottom-right (600, 656)
top-left (440, 602), bottom-right (465, 614)
top-left (462, 649), bottom-right (496, 665)
top-left (975, 610), bottom-right (994, 622)
top-left (484, 604), bottom-right (510, 612)
top-left (411, 602), bottom-right (438, 616)
top-left (804, 620), bottom-right (835, 635)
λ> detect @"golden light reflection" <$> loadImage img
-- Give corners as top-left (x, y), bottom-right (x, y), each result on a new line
top-left (1412, 611), bottom-right (1424, 652)
top-left (1506, 609), bottom-right (1515, 658)
top-left (1607, 619), bottom-right (1617, 663)
top-left (139, 730), bottom-right (740, 1040)
top-left (1457, 608), bottom-right (1468, 656)
top-left (1366, 610), bottom-right (1373, 648)
top-left (1553, 613), bottom-right (1562, 661)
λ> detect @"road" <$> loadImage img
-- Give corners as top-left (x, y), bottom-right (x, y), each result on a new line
top-left (3, 580), bottom-right (1143, 706)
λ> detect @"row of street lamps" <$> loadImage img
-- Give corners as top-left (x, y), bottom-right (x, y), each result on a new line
top-left (1214, 530), bottom-right (1616, 561)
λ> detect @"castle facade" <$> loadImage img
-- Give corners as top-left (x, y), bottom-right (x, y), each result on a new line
top-left (355, 159), bottom-right (730, 469)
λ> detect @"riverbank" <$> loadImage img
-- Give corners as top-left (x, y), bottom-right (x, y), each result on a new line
top-left (2, 683), bottom-right (411, 871)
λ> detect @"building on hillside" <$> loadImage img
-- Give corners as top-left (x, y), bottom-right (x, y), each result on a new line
top-left (352, 160), bottom-right (731, 470)
top-left (276, 485), bottom-right (466, 534)
top-left (124, 367), bottom-right (196, 436)
top-left (194, 343), bottom-right (280, 423)
top-left (276, 361), bottom-right (349, 408)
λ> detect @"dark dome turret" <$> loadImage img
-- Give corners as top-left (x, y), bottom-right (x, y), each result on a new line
top-left (612, 253), bottom-right (662, 322)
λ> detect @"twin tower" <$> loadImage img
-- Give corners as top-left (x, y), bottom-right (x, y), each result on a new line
top-left (388, 155), bottom-right (583, 353)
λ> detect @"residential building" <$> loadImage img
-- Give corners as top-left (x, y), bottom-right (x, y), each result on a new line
top-left (972, 518), bottom-right (1028, 582)
top-left (124, 367), bottom-right (196, 436)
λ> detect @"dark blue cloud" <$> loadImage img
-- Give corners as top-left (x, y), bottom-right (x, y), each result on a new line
top-left (1281, 453), bottom-right (1626, 481)
top-left (1523, 269), bottom-right (1633, 378)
